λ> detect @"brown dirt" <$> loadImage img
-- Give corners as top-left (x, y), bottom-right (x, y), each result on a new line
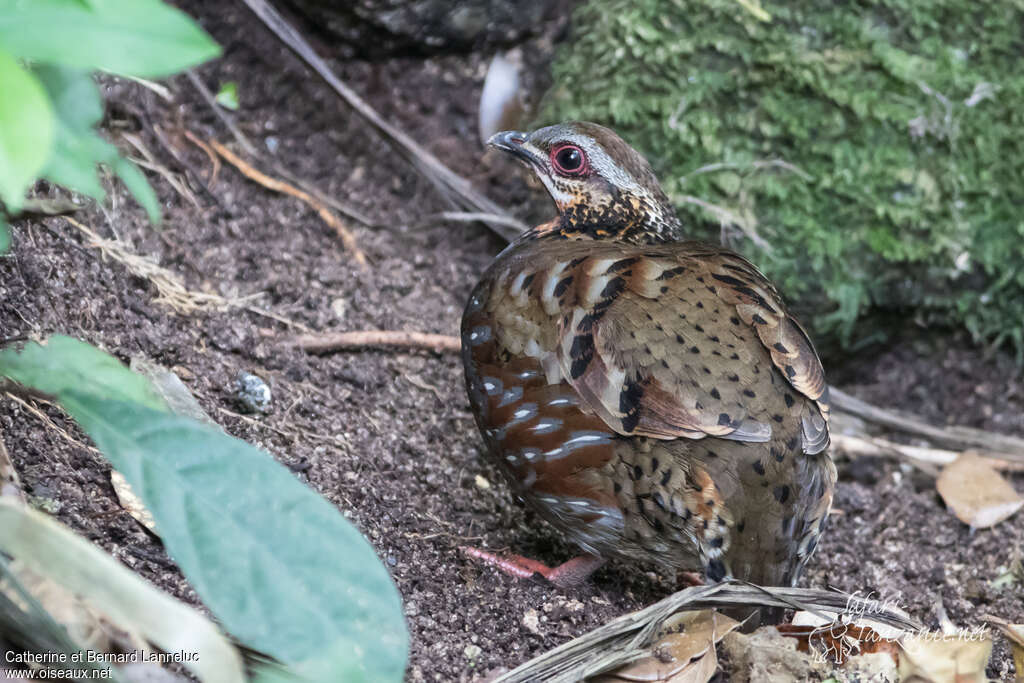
top-left (0, 2), bottom-right (1021, 681)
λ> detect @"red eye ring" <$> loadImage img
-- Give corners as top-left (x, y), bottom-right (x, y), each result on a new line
top-left (550, 144), bottom-right (588, 176)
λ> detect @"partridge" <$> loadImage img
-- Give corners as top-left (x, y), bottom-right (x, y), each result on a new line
top-left (461, 122), bottom-right (835, 592)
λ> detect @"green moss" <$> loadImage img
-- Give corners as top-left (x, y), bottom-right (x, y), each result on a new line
top-left (543, 0), bottom-right (1024, 356)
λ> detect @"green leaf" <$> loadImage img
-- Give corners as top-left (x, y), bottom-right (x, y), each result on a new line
top-left (113, 156), bottom-right (161, 223)
top-left (0, 338), bottom-right (409, 680)
top-left (0, 0), bottom-right (221, 78)
top-left (0, 337), bottom-right (167, 411)
top-left (67, 398), bottom-right (408, 678)
top-left (0, 50), bottom-right (55, 213)
top-left (215, 81), bottom-right (240, 111)
top-left (33, 65), bottom-right (161, 222)
top-left (0, 218), bottom-right (9, 255)
top-left (0, 500), bottom-right (246, 683)
top-left (33, 65), bottom-right (108, 202)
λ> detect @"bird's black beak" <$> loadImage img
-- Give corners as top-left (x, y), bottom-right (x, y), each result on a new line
top-left (487, 130), bottom-right (543, 167)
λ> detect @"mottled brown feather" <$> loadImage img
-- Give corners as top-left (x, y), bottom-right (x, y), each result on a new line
top-left (462, 122), bottom-right (835, 589)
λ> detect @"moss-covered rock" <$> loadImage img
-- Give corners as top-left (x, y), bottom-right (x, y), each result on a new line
top-left (543, 0), bottom-right (1024, 355)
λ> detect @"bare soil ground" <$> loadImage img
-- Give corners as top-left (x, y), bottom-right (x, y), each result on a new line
top-left (1, 2), bottom-right (1021, 680)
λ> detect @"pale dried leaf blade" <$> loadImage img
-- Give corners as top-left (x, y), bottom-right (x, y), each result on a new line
top-left (936, 452), bottom-right (1024, 528)
top-left (1, 560), bottom-right (143, 655)
top-left (129, 357), bottom-right (219, 427)
top-left (593, 610), bottom-right (739, 682)
top-left (0, 499), bottom-right (246, 682)
top-left (898, 631), bottom-right (993, 683)
top-left (0, 429), bottom-right (24, 502)
top-left (111, 470), bottom-right (158, 533)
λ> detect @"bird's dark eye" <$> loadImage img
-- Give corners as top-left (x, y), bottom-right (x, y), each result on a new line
top-left (550, 144), bottom-right (588, 176)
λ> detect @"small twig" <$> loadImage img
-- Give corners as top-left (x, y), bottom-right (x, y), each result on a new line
top-left (215, 406), bottom-right (335, 444)
top-left (243, 305), bottom-right (312, 333)
top-left (207, 139), bottom-right (368, 268)
top-left (121, 132), bottom-right (201, 209)
top-left (676, 194), bottom-right (772, 251)
top-left (685, 159), bottom-right (813, 182)
top-left (149, 122), bottom-right (227, 210)
top-left (185, 74), bottom-right (374, 228)
top-left (182, 129), bottom-right (222, 185)
top-left (425, 211), bottom-right (528, 233)
top-left (122, 74), bottom-right (174, 102)
top-left (270, 167), bottom-right (377, 228)
top-left (293, 331), bottom-right (460, 354)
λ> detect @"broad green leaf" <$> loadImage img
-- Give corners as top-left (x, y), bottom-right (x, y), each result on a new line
top-left (0, 49), bottom-right (54, 213)
top-left (61, 397), bottom-right (408, 679)
top-left (34, 65), bottom-right (161, 222)
top-left (113, 156), bottom-right (161, 223)
top-left (34, 65), bottom-right (108, 202)
top-left (0, 337), bottom-right (166, 411)
top-left (0, 338), bottom-right (408, 680)
top-left (0, 500), bottom-right (246, 683)
top-left (0, 218), bottom-right (9, 254)
top-left (0, 0), bottom-right (221, 78)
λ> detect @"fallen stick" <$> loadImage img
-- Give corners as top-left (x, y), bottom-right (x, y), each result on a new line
top-left (207, 139), bottom-right (368, 268)
top-left (425, 211), bottom-right (532, 233)
top-left (830, 431), bottom-right (1024, 473)
top-left (293, 330), bottom-right (460, 353)
top-left (238, 0), bottom-right (526, 242)
top-left (495, 581), bottom-right (921, 683)
top-left (830, 386), bottom-right (1024, 459)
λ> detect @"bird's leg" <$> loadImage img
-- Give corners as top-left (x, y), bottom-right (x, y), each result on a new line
top-left (461, 546), bottom-right (605, 587)
top-left (676, 570), bottom-right (705, 589)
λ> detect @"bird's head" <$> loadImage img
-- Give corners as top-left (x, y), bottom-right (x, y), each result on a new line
top-left (488, 122), bottom-right (682, 243)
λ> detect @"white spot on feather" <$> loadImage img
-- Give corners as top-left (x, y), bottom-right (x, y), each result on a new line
top-left (541, 261), bottom-right (569, 315)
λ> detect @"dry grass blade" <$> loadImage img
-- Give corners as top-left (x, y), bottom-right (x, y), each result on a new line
top-left (293, 330), bottom-right (460, 353)
top-left (676, 194), bottom-right (771, 251)
top-left (427, 211), bottom-right (531, 233)
top-left (495, 582), bottom-right (921, 683)
top-left (64, 216), bottom-right (235, 314)
top-left (207, 139), bottom-right (368, 267)
top-left (62, 217), bottom-right (309, 330)
top-left (122, 132), bottom-right (201, 209)
top-left (238, 0), bottom-right (526, 242)
top-left (0, 500), bottom-right (246, 682)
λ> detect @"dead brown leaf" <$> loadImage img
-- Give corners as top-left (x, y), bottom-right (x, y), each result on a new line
top-left (592, 610), bottom-right (739, 682)
top-left (936, 452), bottom-right (1023, 528)
top-left (898, 630), bottom-right (992, 683)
